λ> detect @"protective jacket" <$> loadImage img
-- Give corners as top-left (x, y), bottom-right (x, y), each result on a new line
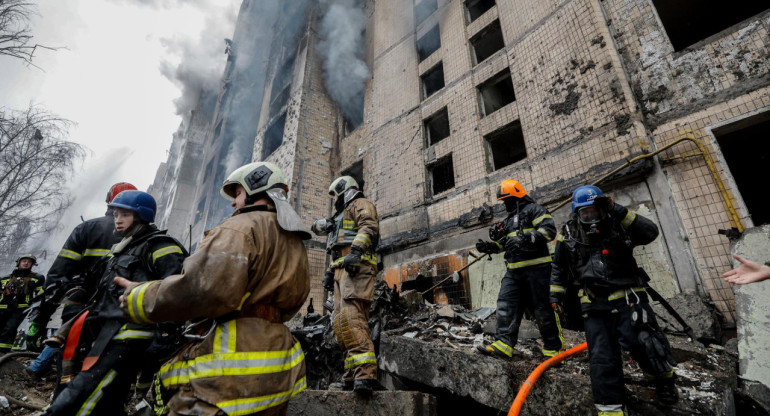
top-left (121, 204), bottom-right (310, 415)
top-left (490, 199), bottom-right (556, 270)
top-left (0, 268), bottom-right (45, 311)
top-left (328, 195), bottom-right (378, 257)
top-left (550, 203), bottom-right (659, 310)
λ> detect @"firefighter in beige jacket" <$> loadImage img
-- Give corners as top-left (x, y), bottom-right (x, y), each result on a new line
top-left (311, 176), bottom-right (379, 396)
top-left (116, 162), bottom-right (311, 416)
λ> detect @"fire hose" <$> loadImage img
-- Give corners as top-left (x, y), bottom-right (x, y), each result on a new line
top-left (507, 342), bottom-right (588, 416)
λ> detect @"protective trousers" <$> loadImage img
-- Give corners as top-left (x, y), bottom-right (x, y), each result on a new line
top-left (0, 309), bottom-right (25, 350)
top-left (496, 264), bottom-right (563, 354)
top-left (583, 303), bottom-right (672, 410)
top-left (166, 388), bottom-right (289, 416)
top-left (44, 339), bottom-right (151, 416)
top-left (332, 262), bottom-right (377, 382)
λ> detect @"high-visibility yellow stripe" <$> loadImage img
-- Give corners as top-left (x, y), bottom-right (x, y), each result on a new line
top-left (217, 377), bottom-right (307, 416)
top-left (491, 340), bottom-right (514, 357)
top-left (58, 249), bottom-right (83, 261)
top-left (536, 227), bottom-right (553, 240)
top-left (550, 285), bottom-right (566, 294)
top-left (151, 246), bottom-right (183, 263)
top-left (76, 369), bottom-right (117, 416)
top-left (353, 234), bottom-right (371, 246)
top-left (113, 329), bottom-right (155, 340)
top-left (236, 292), bottom-right (251, 311)
top-left (344, 352), bottom-right (376, 369)
top-left (84, 248), bottom-right (110, 257)
top-left (214, 321), bottom-right (237, 354)
top-left (532, 214), bottom-right (552, 227)
top-left (556, 233), bottom-right (564, 242)
top-left (621, 211), bottom-right (636, 229)
top-left (608, 287), bottom-right (647, 301)
top-left (127, 282), bottom-right (153, 324)
top-left (506, 256), bottom-right (552, 269)
top-left (159, 342), bottom-right (305, 387)
top-left (507, 228), bottom-right (534, 238)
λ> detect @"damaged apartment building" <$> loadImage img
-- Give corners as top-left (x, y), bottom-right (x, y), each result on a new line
top-left (149, 0), bottom-right (770, 412)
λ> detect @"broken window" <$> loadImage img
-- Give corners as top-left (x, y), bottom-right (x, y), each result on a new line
top-left (262, 113), bottom-right (287, 160)
top-left (421, 63), bottom-right (445, 99)
top-left (213, 119), bottom-right (223, 140)
top-left (416, 24), bottom-right (441, 62)
top-left (429, 155), bottom-right (455, 195)
top-left (713, 112), bottom-right (770, 226)
top-left (341, 160), bottom-right (365, 192)
top-left (269, 55), bottom-right (295, 118)
top-left (414, 0), bottom-right (438, 27)
top-left (651, 1), bottom-right (769, 51)
top-left (464, 0), bottom-right (495, 23)
top-left (424, 107), bottom-right (450, 146)
top-left (477, 70), bottom-right (515, 117)
top-left (470, 19), bottom-right (504, 65)
top-left (203, 158), bottom-right (214, 180)
top-left (195, 196), bottom-right (206, 223)
top-left (484, 121), bottom-right (527, 171)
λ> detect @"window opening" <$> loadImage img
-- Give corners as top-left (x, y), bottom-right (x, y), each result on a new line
top-left (465, 0), bottom-right (495, 23)
top-left (341, 160), bottom-right (365, 192)
top-left (421, 63), bottom-right (445, 99)
top-left (713, 112), bottom-right (770, 226)
top-left (424, 107), bottom-right (450, 146)
top-left (651, 1), bottom-right (769, 51)
top-left (470, 20), bottom-right (504, 65)
top-left (478, 70), bottom-right (515, 117)
top-left (429, 156), bottom-right (455, 195)
top-left (417, 24), bottom-right (441, 62)
top-left (414, 0), bottom-right (438, 27)
top-left (262, 113), bottom-right (287, 160)
top-left (484, 121), bottom-right (527, 171)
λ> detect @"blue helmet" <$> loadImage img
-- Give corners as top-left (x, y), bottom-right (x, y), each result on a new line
top-left (108, 190), bottom-right (156, 223)
top-left (571, 185), bottom-right (603, 212)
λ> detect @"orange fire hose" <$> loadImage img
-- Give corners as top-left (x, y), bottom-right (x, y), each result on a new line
top-left (507, 342), bottom-right (589, 416)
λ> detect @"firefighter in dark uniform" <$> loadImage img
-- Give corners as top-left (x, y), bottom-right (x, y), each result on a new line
top-left (26, 183), bottom-right (136, 378)
top-left (549, 185), bottom-right (678, 416)
top-left (0, 254), bottom-right (44, 351)
top-left (311, 175), bottom-right (380, 396)
top-left (44, 190), bottom-right (187, 416)
top-left (475, 179), bottom-right (564, 358)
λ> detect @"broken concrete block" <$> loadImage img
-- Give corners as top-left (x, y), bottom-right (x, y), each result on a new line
top-left (656, 292), bottom-right (722, 343)
top-left (288, 390), bottom-right (437, 416)
top-left (379, 330), bottom-right (737, 415)
top-left (436, 305), bottom-right (455, 319)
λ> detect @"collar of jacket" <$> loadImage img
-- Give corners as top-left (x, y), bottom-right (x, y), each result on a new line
top-left (111, 224), bottom-right (162, 254)
top-left (234, 204), bottom-right (276, 216)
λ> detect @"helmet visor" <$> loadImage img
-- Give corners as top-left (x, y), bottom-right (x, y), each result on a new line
top-left (577, 206), bottom-right (603, 224)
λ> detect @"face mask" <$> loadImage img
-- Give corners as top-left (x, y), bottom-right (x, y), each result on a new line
top-left (577, 206), bottom-right (603, 225)
top-left (335, 196), bottom-right (345, 212)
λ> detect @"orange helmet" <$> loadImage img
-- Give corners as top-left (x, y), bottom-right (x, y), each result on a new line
top-left (106, 182), bottom-right (137, 203)
top-left (496, 179), bottom-right (527, 200)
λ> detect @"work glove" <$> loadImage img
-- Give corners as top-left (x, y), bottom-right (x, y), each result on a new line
top-left (593, 196), bottom-right (615, 212)
top-left (343, 247), bottom-right (363, 275)
top-left (323, 270), bottom-right (335, 292)
top-left (504, 235), bottom-right (526, 253)
top-left (475, 239), bottom-right (499, 255)
top-left (26, 322), bottom-right (43, 351)
top-left (311, 218), bottom-right (335, 236)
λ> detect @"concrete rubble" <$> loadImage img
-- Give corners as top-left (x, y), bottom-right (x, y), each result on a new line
top-left (291, 280), bottom-right (746, 415)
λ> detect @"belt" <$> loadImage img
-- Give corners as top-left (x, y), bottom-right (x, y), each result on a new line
top-left (221, 304), bottom-right (285, 324)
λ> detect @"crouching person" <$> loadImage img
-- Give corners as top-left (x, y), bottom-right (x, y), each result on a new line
top-left (44, 190), bottom-right (187, 415)
top-left (116, 162), bottom-right (311, 416)
top-left (550, 185), bottom-right (677, 416)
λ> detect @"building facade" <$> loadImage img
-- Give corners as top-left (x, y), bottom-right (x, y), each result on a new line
top-left (151, 0), bottom-right (770, 325)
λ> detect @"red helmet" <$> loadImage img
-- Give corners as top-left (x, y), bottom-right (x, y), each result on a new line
top-left (106, 182), bottom-right (137, 203)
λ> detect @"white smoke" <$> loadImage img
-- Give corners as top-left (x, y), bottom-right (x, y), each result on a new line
top-left (317, 0), bottom-right (369, 127)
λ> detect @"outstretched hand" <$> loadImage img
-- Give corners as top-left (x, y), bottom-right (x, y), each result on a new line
top-left (114, 276), bottom-right (131, 305)
top-left (723, 254), bottom-right (770, 285)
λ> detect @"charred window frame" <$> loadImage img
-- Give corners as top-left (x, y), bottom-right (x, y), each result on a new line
top-left (470, 19), bottom-right (504, 65)
top-left (416, 24), bottom-right (441, 62)
top-left (713, 112), bottom-right (770, 226)
top-left (484, 121), bottom-right (527, 171)
top-left (464, 0), bottom-right (495, 24)
top-left (477, 70), bottom-right (515, 117)
top-left (341, 160), bottom-right (365, 192)
top-left (414, 0), bottom-right (438, 27)
top-left (424, 107), bottom-right (450, 146)
top-left (262, 113), bottom-right (287, 160)
top-left (651, 1), bottom-right (770, 52)
top-left (421, 62), bottom-right (445, 100)
top-left (428, 155), bottom-right (455, 196)
top-left (269, 55), bottom-right (296, 118)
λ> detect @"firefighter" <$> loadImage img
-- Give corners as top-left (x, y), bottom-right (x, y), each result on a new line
top-left (115, 162), bottom-right (310, 416)
top-left (550, 185), bottom-right (678, 415)
top-left (0, 254), bottom-right (44, 351)
top-left (311, 175), bottom-right (380, 396)
top-left (26, 182), bottom-right (136, 380)
top-left (44, 190), bottom-right (187, 416)
top-left (474, 179), bottom-right (564, 359)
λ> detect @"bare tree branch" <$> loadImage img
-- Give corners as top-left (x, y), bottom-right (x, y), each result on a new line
top-left (0, 0), bottom-right (61, 66)
top-left (0, 104), bottom-right (84, 265)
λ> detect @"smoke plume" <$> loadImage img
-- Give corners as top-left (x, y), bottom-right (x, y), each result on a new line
top-left (318, 0), bottom-right (369, 127)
